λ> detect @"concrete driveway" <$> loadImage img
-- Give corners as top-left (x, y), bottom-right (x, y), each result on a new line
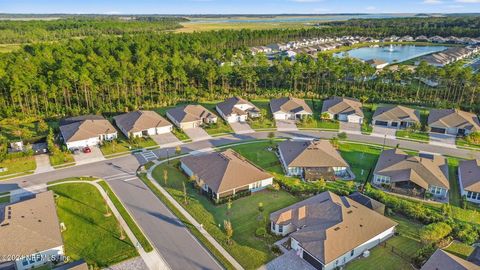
top-left (276, 120), bottom-right (298, 131)
top-left (340, 122), bottom-right (361, 134)
top-left (73, 146), bottom-right (105, 165)
top-left (183, 127), bottom-right (211, 141)
top-left (34, 154), bottom-right (53, 173)
top-left (372, 126), bottom-right (397, 139)
top-left (430, 133), bottom-right (457, 148)
top-left (262, 250), bottom-right (315, 270)
top-left (151, 132), bottom-right (182, 147)
top-left (230, 122), bottom-right (254, 134)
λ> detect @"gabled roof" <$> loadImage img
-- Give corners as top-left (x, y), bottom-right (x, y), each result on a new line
top-left (278, 140), bottom-right (349, 168)
top-left (216, 97), bottom-right (259, 117)
top-left (113, 110), bottom-right (171, 134)
top-left (0, 191), bottom-right (63, 256)
top-left (373, 105), bottom-right (420, 123)
top-left (270, 191), bottom-right (397, 265)
top-left (321, 96), bottom-right (364, 117)
top-left (459, 159), bottom-right (480, 193)
top-left (270, 97), bottom-right (313, 115)
top-left (428, 109), bottom-right (480, 131)
top-left (421, 249), bottom-right (479, 270)
top-left (59, 115), bottom-right (116, 142)
top-left (468, 246), bottom-right (480, 266)
top-left (366, 59), bottom-right (388, 65)
top-left (374, 149), bottom-right (449, 190)
top-left (348, 192), bottom-right (385, 214)
top-left (180, 149), bottom-right (272, 194)
top-left (166, 105), bottom-right (217, 124)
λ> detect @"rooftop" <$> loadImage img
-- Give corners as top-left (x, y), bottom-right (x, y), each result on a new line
top-left (428, 109), bottom-right (480, 131)
top-left (113, 110), bottom-right (171, 133)
top-left (59, 115), bottom-right (116, 143)
top-left (270, 97), bottom-right (312, 115)
top-left (167, 105), bottom-right (216, 123)
top-left (278, 140), bottom-right (348, 168)
top-left (321, 96), bottom-right (364, 117)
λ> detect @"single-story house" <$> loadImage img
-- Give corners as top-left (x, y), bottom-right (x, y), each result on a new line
top-left (216, 97), bottom-right (261, 123)
top-left (366, 58), bottom-right (389, 69)
top-left (270, 97), bottom-right (313, 120)
top-left (180, 149), bottom-right (273, 201)
top-left (59, 115), bottom-right (117, 150)
top-left (0, 191), bottom-right (64, 270)
top-left (166, 105), bottom-right (217, 130)
top-left (321, 96), bottom-right (364, 124)
top-left (270, 191), bottom-right (397, 270)
top-left (421, 249), bottom-right (479, 270)
top-left (428, 109), bottom-right (480, 136)
top-left (277, 140), bottom-right (351, 181)
top-left (372, 105), bottom-right (420, 129)
top-left (348, 192), bottom-right (386, 215)
top-left (113, 110), bottom-right (172, 138)
top-left (458, 159), bottom-right (480, 203)
top-left (468, 246), bottom-right (480, 266)
top-left (373, 149), bottom-right (450, 199)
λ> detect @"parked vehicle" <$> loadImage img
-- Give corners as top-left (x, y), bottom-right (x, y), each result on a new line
top-left (83, 147), bottom-right (91, 153)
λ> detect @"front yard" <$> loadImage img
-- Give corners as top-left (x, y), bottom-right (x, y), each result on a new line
top-left (298, 99), bottom-right (340, 130)
top-left (100, 135), bottom-right (157, 156)
top-left (0, 155), bottom-right (36, 178)
top-left (48, 183), bottom-right (138, 268)
top-left (248, 100), bottom-right (276, 130)
top-left (456, 137), bottom-right (480, 149)
top-left (49, 151), bottom-right (75, 167)
top-left (396, 130), bottom-right (430, 142)
top-left (203, 120), bottom-right (234, 136)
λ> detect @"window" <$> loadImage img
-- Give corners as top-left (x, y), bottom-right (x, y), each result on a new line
top-left (351, 250), bottom-right (354, 256)
top-left (279, 225), bottom-right (283, 233)
top-left (22, 259), bottom-right (29, 266)
top-left (467, 191), bottom-right (473, 199)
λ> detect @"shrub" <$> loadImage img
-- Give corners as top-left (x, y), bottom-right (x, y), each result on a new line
top-left (271, 245), bottom-right (282, 254)
top-left (255, 227), bottom-right (267, 238)
top-left (452, 223), bottom-right (479, 245)
top-left (419, 222), bottom-right (452, 244)
top-left (466, 131), bottom-right (480, 145)
top-left (413, 244), bottom-right (436, 268)
top-left (337, 132), bottom-right (347, 140)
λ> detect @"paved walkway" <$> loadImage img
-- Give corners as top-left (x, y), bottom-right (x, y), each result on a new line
top-left (146, 159), bottom-right (245, 270)
top-left (73, 146), bottom-right (105, 165)
top-left (230, 122), bottom-right (255, 134)
top-left (184, 127), bottom-right (212, 141)
top-left (34, 154), bottom-right (54, 174)
top-left (372, 126), bottom-right (397, 139)
top-left (276, 120), bottom-right (298, 131)
top-left (151, 132), bottom-right (182, 148)
top-left (340, 122), bottom-right (361, 134)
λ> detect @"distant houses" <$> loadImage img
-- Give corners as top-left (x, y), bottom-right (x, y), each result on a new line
top-left (366, 58), bottom-right (389, 69)
top-left (216, 97), bottom-right (261, 123)
top-left (180, 149), bottom-right (273, 202)
top-left (270, 97), bottom-right (313, 120)
top-left (59, 115), bottom-right (117, 150)
top-left (277, 140), bottom-right (352, 181)
top-left (113, 110), bottom-right (172, 138)
top-left (166, 105), bottom-right (218, 130)
top-left (269, 191), bottom-right (397, 270)
top-left (372, 105), bottom-right (420, 129)
top-left (428, 109), bottom-right (480, 136)
top-left (372, 149), bottom-right (449, 199)
top-left (458, 159), bottom-right (480, 203)
top-left (418, 46), bottom-right (479, 67)
top-left (321, 96), bottom-right (364, 124)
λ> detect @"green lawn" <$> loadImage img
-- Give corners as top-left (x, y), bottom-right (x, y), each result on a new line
top-left (248, 100), bottom-right (276, 130)
top-left (361, 104), bottom-right (376, 134)
top-left (171, 127), bottom-right (190, 141)
top-left (0, 156), bottom-right (36, 177)
top-left (0, 117), bottom-right (58, 142)
top-left (49, 151), bottom-right (75, 167)
top-left (297, 99), bottom-right (340, 130)
top-left (203, 120), bottom-right (233, 135)
top-left (151, 160), bottom-right (300, 269)
top-left (444, 240), bottom-right (474, 259)
top-left (0, 195), bottom-right (9, 204)
top-left (396, 130), bottom-right (430, 142)
top-left (456, 138), bottom-right (480, 149)
top-left (48, 183), bottom-right (138, 267)
top-left (100, 135), bottom-right (157, 156)
top-left (338, 142), bottom-right (382, 183)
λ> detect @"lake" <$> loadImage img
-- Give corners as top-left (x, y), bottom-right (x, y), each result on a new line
top-left (333, 45), bottom-right (449, 64)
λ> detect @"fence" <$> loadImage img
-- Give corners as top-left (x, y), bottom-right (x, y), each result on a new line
top-left (380, 241), bottom-right (413, 263)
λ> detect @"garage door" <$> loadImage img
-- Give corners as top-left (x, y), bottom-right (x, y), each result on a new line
top-left (430, 127), bottom-right (446, 134)
top-left (375, 120), bottom-right (388, 126)
top-left (302, 250), bottom-right (324, 269)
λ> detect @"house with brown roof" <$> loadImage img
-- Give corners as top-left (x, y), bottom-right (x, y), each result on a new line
top-left (348, 192), bottom-right (385, 215)
top-left (428, 109), bottom-right (480, 136)
top-left (270, 97), bottom-right (313, 120)
top-left (180, 149), bottom-right (273, 201)
top-left (421, 249), bottom-right (479, 270)
top-left (458, 159), bottom-right (480, 203)
top-left (166, 105), bottom-right (217, 130)
top-left (113, 110), bottom-right (172, 138)
top-left (216, 97), bottom-right (260, 123)
top-left (59, 115), bottom-right (117, 150)
top-left (277, 140), bottom-right (351, 181)
top-left (270, 191), bottom-right (397, 270)
top-left (0, 191), bottom-right (64, 270)
top-left (373, 149), bottom-right (450, 199)
top-left (372, 105), bottom-right (420, 129)
top-left (321, 97), bottom-right (364, 124)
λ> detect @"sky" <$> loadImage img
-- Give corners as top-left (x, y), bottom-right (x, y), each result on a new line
top-left (1, 0), bottom-right (480, 15)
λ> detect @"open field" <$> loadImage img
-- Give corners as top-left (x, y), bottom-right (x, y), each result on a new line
top-left (177, 21), bottom-right (313, 33)
top-left (0, 43), bottom-right (21, 53)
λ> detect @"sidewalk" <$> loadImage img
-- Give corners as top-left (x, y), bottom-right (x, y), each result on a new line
top-left (146, 159), bottom-right (245, 270)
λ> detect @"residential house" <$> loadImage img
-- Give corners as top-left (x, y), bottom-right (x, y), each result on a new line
top-left (421, 249), bottom-right (479, 270)
top-left (216, 97), bottom-right (260, 123)
top-left (180, 149), bottom-right (273, 201)
top-left (373, 149), bottom-right (450, 199)
top-left (270, 191), bottom-right (397, 270)
top-left (416, 35), bottom-right (430, 42)
top-left (468, 246), bottom-right (480, 266)
top-left (366, 59), bottom-right (389, 69)
top-left (372, 105), bottom-right (420, 129)
top-left (321, 96), bottom-right (364, 124)
top-left (270, 97), bottom-right (313, 120)
top-left (348, 192), bottom-right (386, 215)
top-left (0, 191), bottom-right (64, 270)
top-left (267, 43), bottom-right (289, 52)
top-left (428, 109), bottom-right (480, 136)
top-left (166, 105), bottom-right (217, 130)
top-left (458, 159), bottom-right (480, 203)
top-left (113, 110), bottom-right (172, 138)
top-left (277, 140), bottom-right (351, 181)
top-left (59, 115), bottom-right (117, 150)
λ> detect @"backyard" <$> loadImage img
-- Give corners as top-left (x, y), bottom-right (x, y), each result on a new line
top-left (48, 183), bottom-right (138, 268)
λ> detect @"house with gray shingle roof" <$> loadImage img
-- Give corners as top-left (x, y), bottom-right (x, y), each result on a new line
top-left (421, 249), bottom-right (479, 270)
top-left (373, 149), bottom-right (449, 199)
top-left (270, 191), bottom-right (397, 270)
top-left (270, 97), bottom-right (313, 121)
top-left (372, 105), bottom-right (420, 129)
top-left (321, 97), bottom-right (364, 124)
top-left (113, 110), bottom-right (172, 138)
top-left (277, 140), bottom-right (351, 181)
top-left (216, 97), bottom-right (260, 123)
top-left (458, 159), bottom-right (480, 203)
top-left (428, 109), bottom-right (480, 136)
top-left (166, 105), bottom-right (217, 130)
top-left (59, 115), bottom-right (117, 150)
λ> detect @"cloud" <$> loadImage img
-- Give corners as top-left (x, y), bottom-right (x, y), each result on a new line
top-left (422, 0), bottom-right (443, 4)
top-left (365, 6), bottom-right (377, 11)
top-left (455, 0), bottom-right (480, 2)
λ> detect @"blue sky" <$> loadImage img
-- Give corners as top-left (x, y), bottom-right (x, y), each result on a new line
top-left (1, 0), bottom-right (480, 14)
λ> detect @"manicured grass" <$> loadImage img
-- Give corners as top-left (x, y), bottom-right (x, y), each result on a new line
top-left (171, 127), bottom-right (190, 141)
top-left (0, 156), bottom-right (36, 177)
top-left (151, 161), bottom-right (300, 269)
top-left (396, 130), bottom-right (430, 142)
top-left (0, 195), bottom-right (9, 204)
top-left (48, 183), bottom-right (138, 268)
top-left (97, 181), bottom-right (154, 252)
top-left (444, 240), bottom-right (474, 259)
top-left (47, 176), bottom-right (97, 185)
top-left (447, 157), bottom-right (462, 207)
top-left (456, 138), bottom-right (480, 149)
top-left (338, 142), bottom-right (382, 183)
top-left (360, 104), bottom-right (375, 134)
top-left (49, 151), bottom-right (75, 166)
top-left (248, 100), bottom-right (276, 130)
top-left (230, 141), bottom-right (283, 173)
top-left (297, 99), bottom-right (340, 130)
top-left (203, 120), bottom-right (234, 135)
top-left (100, 135), bottom-right (157, 156)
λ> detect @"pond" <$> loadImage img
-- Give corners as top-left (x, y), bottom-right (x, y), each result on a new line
top-left (334, 45), bottom-right (449, 64)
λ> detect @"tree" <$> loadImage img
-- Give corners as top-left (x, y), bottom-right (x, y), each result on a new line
top-left (175, 145), bottom-right (182, 155)
top-left (320, 112), bottom-right (331, 121)
top-left (163, 168), bottom-right (168, 186)
top-left (182, 181), bottom-right (188, 205)
top-left (223, 220), bottom-right (233, 245)
top-left (267, 132), bottom-right (275, 145)
top-left (37, 119), bottom-right (48, 134)
top-left (226, 198), bottom-right (232, 216)
top-left (346, 181), bottom-right (355, 191)
top-left (419, 222), bottom-right (452, 244)
top-left (330, 137), bottom-right (339, 149)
